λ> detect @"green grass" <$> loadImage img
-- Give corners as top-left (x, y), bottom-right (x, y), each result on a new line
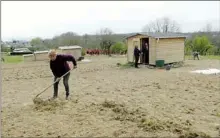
top-left (2, 55), bottom-right (24, 63)
top-left (185, 55), bottom-right (220, 60)
top-left (117, 62), bottom-right (135, 68)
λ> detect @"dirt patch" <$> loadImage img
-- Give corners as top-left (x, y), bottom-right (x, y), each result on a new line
top-left (2, 56), bottom-right (220, 137)
top-left (33, 98), bottom-right (67, 112)
top-left (95, 99), bottom-right (212, 137)
top-left (179, 131), bottom-right (211, 138)
top-left (100, 99), bottom-right (146, 122)
top-left (138, 117), bottom-right (190, 134)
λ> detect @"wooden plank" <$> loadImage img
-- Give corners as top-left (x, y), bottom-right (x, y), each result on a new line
top-left (156, 38), bottom-right (185, 64)
top-left (149, 37), bottom-right (156, 65)
top-left (127, 39), bottom-right (134, 62)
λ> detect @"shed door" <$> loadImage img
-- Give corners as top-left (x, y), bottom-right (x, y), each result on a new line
top-left (140, 39), bottom-right (143, 63)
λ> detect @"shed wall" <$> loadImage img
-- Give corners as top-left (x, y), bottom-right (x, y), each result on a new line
top-left (127, 38), bottom-right (139, 63)
top-left (149, 37), bottom-right (156, 65)
top-left (156, 38), bottom-right (185, 64)
top-left (60, 49), bottom-right (82, 60)
top-left (23, 54), bottom-right (34, 62)
top-left (34, 53), bottom-right (49, 61)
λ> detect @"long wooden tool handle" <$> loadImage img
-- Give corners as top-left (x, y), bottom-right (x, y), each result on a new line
top-left (35, 69), bottom-right (74, 98)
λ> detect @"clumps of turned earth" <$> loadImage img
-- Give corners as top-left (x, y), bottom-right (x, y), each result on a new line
top-left (183, 108), bottom-right (196, 114)
top-left (33, 97), bottom-right (45, 104)
top-left (97, 99), bottom-right (211, 137)
top-left (101, 99), bottom-right (124, 108)
top-left (137, 114), bottom-right (211, 138)
top-left (111, 105), bottom-right (145, 122)
top-left (98, 99), bottom-right (146, 122)
top-left (212, 108), bottom-right (220, 117)
top-left (216, 113), bottom-right (220, 117)
top-left (138, 117), bottom-right (191, 134)
top-left (32, 97), bottom-right (66, 112)
top-left (179, 131), bottom-right (211, 138)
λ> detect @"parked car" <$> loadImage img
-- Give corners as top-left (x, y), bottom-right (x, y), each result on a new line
top-left (10, 48), bottom-right (33, 55)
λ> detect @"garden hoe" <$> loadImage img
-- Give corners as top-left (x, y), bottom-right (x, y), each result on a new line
top-left (33, 68), bottom-right (75, 104)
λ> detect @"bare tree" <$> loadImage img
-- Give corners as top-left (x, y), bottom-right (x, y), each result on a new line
top-left (52, 32), bottom-right (81, 46)
top-left (97, 28), bottom-right (115, 55)
top-left (83, 33), bottom-right (89, 46)
top-left (202, 23), bottom-right (212, 32)
top-left (30, 37), bottom-right (43, 46)
top-left (142, 17), bottom-right (181, 33)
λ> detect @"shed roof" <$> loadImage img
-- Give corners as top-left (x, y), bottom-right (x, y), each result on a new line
top-left (34, 50), bottom-right (49, 54)
top-left (58, 45), bottom-right (82, 50)
top-left (23, 54), bottom-right (34, 57)
top-left (126, 32), bottom-right (187, 39)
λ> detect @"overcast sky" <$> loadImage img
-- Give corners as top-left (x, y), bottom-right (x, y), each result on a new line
top-left (1, 1), bottom-right (220, 41)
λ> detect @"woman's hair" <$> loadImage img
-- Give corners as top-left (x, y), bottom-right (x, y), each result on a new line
top-left (48, 49), bottom-right (57, 56)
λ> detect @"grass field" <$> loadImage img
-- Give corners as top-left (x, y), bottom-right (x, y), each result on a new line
top-left (2, 55), bottom-right (24, 63)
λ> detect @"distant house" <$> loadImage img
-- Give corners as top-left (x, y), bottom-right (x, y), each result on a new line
top-left (23, 50), bottom-right (49, 62)
top-left (23, 54), bottom-right (35, 62)
top-left (34, 50), bottom-right (49, 61)
top-left (58, 45), bottom-right (82, 60)
top-left (125, 32), bottom-right (187, 66)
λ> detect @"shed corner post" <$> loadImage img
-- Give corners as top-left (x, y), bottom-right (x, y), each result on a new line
top-left (183, 38), bottom-right (186, 62)
top-left (155, 37), bottom-right (159, 65)
top-left (126, 38), bottom-right (129, 63)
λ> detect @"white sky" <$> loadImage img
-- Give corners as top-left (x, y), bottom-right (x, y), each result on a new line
top-left (1, 1), bottom-right (220, 41)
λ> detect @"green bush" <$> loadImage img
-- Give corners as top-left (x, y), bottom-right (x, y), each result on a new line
top-left (1, 47), bottom-right (11, 52)
top-left (110, 42), bottom-right (127, 54)
top-left (81, 48), bottom-right (86, 56)
top-left (185, 35), bottom-right (215, 55)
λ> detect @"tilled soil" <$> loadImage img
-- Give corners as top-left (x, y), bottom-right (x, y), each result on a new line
top-left (1, 56), bottom-right (220, 137)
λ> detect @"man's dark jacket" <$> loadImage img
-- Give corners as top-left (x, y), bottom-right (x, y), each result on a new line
top-left (134, 47), bottom-right (141, 57)
top-left (50, 54), bottom-right (77, 77)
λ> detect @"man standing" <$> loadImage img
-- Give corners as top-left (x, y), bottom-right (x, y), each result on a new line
top-left (48, 50), bottom-right (77, 100)
top-left (134, 46), bottom-right (141, 68)
top-left (142, 43), bottom-right (148, 65)
top-left (142, 43), bottom-right (149, 65)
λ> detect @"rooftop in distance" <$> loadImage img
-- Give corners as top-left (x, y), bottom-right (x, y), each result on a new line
top-left (58, 45), bottom-right (82, 50)
top-left (126, 32), bottom-right (188, 39)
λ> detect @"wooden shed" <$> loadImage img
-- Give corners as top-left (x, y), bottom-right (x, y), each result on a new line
top-left (34, 50), bottom-right (49, 61)
top-left (126, 32), bottom-right (187, 66)
top-left (58, 45), bottom-right (82, 60)
top-left (23, 54), bottom-right (35, 62)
